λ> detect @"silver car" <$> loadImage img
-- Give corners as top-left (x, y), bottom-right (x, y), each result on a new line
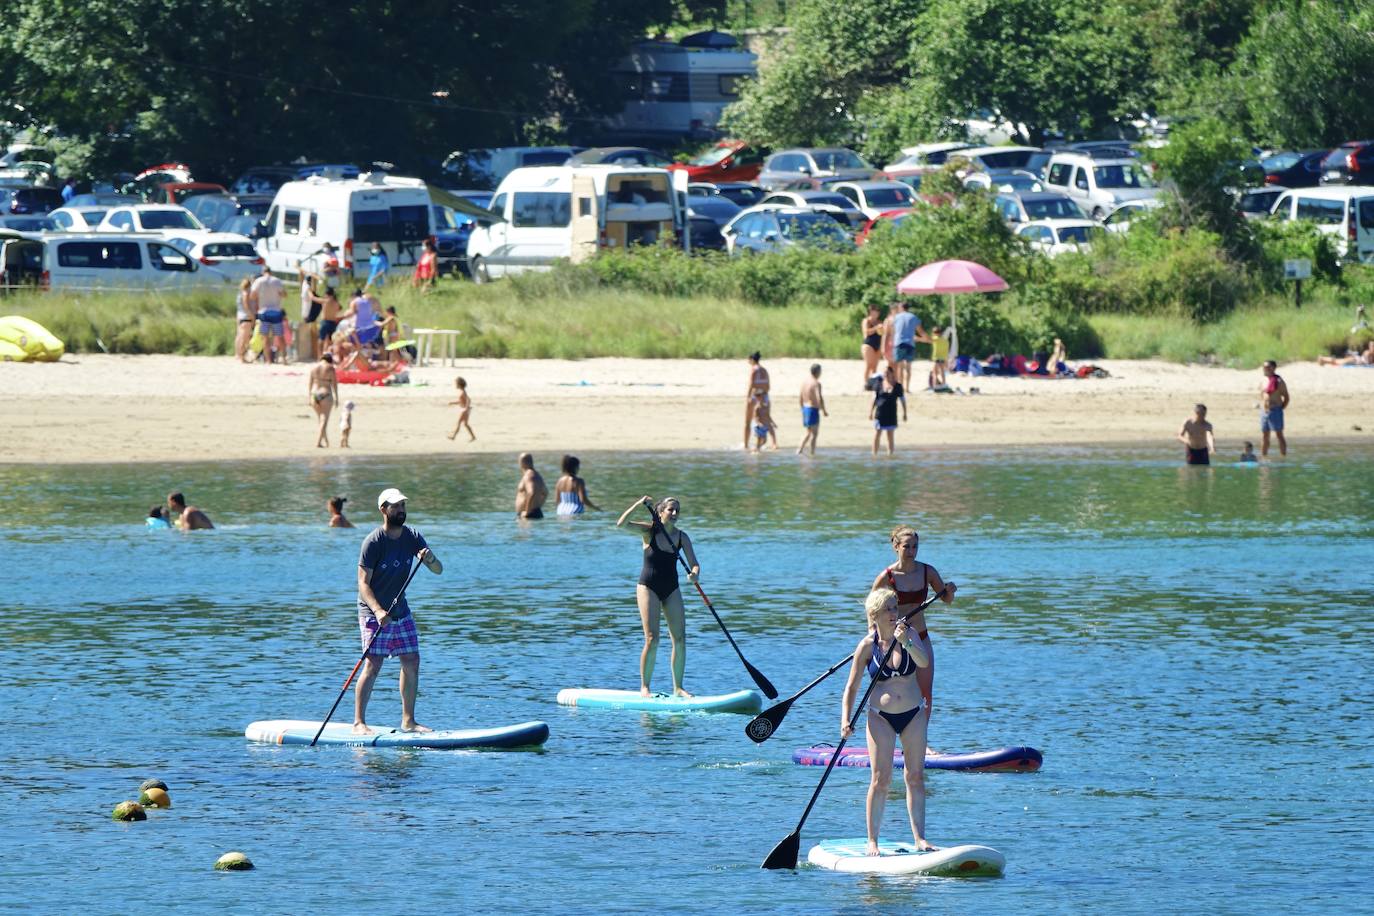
top-left (721, 206), bottom-right (854, 256)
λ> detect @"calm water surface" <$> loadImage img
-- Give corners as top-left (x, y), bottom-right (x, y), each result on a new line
top-left (1, 446), bottom-right (1370, 913)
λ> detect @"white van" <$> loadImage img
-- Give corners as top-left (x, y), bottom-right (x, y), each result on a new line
top-left (0, 232), bottom-right (236, 291)
top-left (465, 164), bottom-right (688, 282)
top-left (257, 173), bottom-right (433, 279)
top-left (1268, 187), bottom-right (1374, 264)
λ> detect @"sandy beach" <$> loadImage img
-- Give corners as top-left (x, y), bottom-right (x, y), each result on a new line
top-left (1, 354), bottom-right (1369, 464)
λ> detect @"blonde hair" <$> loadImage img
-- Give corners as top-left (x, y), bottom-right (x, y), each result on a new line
top-left (865, 587), bottom-right (897, 624)
top-left (890, 525), bottom-right (918, 547)
top-left (239, 277), bottom-right (252, 292)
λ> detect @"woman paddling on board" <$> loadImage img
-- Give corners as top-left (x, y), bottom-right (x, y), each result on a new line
top-left (869, 525), bottom-right (955, 721)
top-left (840, 587), bottom-right (935, 856)
top-left (617, 496), bottom-right (700, 698)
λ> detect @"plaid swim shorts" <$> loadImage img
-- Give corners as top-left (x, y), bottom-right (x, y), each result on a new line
top-left (359, 613), bottom-right (420, 657)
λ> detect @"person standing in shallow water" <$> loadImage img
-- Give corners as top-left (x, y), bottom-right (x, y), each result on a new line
top-left (1177, 403), bottom-right (1215, 465)
top-left (743, 352), bottom-right (770, 449)
top-left (515, 453), bottom-right (548, 519)
top-left (1259, 360), bottom-right (1290, 457)
top-left (354, 488), bottom-right (442, 735)
top-left (617, 496), bottom-right (700, 697)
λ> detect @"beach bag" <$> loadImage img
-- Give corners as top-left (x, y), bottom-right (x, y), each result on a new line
top-left (249, 324), bottom-right (265, 355)
top-left (953, 355), bottom-right (971, 374)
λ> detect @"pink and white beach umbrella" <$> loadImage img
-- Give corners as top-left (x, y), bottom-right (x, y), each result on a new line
top-left (896, 259), bottom-right (1009, 363)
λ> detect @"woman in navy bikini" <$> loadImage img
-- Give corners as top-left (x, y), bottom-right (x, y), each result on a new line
top-left (841, 586), bottom-right (936, 856)
top-left (617, 496), bottom-right (700, 697)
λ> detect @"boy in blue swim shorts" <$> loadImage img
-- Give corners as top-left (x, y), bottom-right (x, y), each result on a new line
top-left (797, 363), bottom-right (829, 455)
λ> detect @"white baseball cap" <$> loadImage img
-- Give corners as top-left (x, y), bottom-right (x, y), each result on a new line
top-left (377, 487), bottom-right (408, 508)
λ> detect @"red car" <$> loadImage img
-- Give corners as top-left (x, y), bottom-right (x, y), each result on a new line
top-left (669, 140), bottom-right (768, 183)
top-left (154, 182), bottom-right (229, 205)
top-left (855, 197), bottom-right (955, 245)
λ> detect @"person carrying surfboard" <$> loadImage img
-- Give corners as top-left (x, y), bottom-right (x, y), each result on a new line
top-left (840, 587), bottom-right (936, 857)
top-left (617, 496), bottom-right (700, 698)
top-left (354, 487), bottom-right (443, 735)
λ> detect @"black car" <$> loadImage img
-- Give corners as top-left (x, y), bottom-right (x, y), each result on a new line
top-left (2, 186), bottom-right (64, 214)
top-left (685, 193), bottom-right (742, 251)
top-left (1261, 150), bottom-right (1327, 188)
top-left (1319, 140), bottom-right (1374, 186)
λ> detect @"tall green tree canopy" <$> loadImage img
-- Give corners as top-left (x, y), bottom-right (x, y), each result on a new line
top-left (1231, 1), bottom-right (1374, 148)
top-left (0, 0), bottom-right (717, 179)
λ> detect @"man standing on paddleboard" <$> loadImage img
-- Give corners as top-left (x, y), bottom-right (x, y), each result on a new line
top-left (355, 487), bottom-right (443, 734)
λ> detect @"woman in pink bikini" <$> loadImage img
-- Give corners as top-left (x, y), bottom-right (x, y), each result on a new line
top-left (867, 525), bottom-right (957, 719)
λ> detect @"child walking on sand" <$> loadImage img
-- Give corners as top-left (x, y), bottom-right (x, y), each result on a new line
top-left (447, 377), bottom-right (475, 441)
top-left (339, 400), bottom-right (354, 448)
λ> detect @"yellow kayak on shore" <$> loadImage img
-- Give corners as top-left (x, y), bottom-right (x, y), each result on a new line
top-left (0, 315), bottom-right (64, 362)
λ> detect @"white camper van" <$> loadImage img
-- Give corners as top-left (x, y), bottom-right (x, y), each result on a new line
top-left (604, 32), bottom-right (757, 142)
top-left (257, 173), bottom-right (433, 279)
top-left (465, 165), bottom-right (689, 282)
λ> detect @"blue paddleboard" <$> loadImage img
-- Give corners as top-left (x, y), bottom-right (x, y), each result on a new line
top-left (555, 688), bottom-right (762, 713)
top-left (245, 719), bottom-right (549, 749)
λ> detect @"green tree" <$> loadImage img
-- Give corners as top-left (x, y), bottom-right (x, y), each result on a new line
top-left (907, 0), bottom-right (1154, 146)
top-left (1231, 0), bottom-right (1374, 148)
top-left (0, 0), bottom-right (718, 181)
top-left (721, 0), bottom-right (926, 153)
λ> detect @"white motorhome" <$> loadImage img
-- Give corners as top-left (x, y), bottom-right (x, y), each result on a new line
top-left (1268, 186), bottom-right (1374, 264)
top-left (465, 165), bottom-right (689, 282)
top-left (604, 32), bottom-right (757, 142)
top-left (0, 232), bottom-right (236, 291)
top-left (257, 173), bottom-right (433, 279)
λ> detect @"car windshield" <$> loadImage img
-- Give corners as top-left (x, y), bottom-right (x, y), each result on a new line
top-left (1025, 198), bottom-right (1085, 219)
top-left (2, 217), bottom-right (55, 230)
top-left (808, 193), bottom-right (859, 210)
top-left (719, 186), bottom-right (764, 207)
top-left (1057, 225), bottom-right (1096, 244)
top-left (1262, 152), bottom-right (1301, 172)
top-left (978, 150), bottom-right (1035, 169)
top-left (690, 146), bottom-right (737, 166)
top-left (1093, 164), bottom-right (1155, 189)
top-left (997, 175), bottom-right (1043, 192)
top-left (431, 206), bottom-right (459, 231)
top-left (1238, 192), bottom-right (1279, 214)
top-left (813, 151), bottom-right (869, 171)
top-left (523, 151), bottom-right (572, 166)
top-left (205, 242), bottom-right (258, 258)
top-left (864, 188), bottom-right (912, 208)
top-left (231, 174), bottom-right (289, 195)
top-left (778, 212), bottom-right (847, 241)
top-left (1321, 147), bottom-right (1355, 168)
top-left (140, 210), bottom-right (201, 229)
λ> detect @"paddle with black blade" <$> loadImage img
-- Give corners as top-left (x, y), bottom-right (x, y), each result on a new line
top-left (643, 499), bottom-right (778, 700)
top-left (310, 559), bottom-right (423, 747)
top-left (745, 587), bottom-right (948, 743)
top-left (760, 586), bottom-right (948, 870)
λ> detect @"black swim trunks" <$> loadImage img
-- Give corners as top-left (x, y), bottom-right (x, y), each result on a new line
top-left (319, 319), bottom-right (339, 341)
top-left (1186, 447), bottom-right (1210, 465)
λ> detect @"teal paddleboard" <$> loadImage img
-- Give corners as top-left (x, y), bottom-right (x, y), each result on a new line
top-left (555, 688), bottom-right (762, 713)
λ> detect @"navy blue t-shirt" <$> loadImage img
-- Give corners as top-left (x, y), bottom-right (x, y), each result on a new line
top-left (357, 525), bottom-right (428, 620)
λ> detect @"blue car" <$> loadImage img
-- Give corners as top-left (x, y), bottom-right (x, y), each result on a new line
top-left (433, 192), bottom-right (492, 276)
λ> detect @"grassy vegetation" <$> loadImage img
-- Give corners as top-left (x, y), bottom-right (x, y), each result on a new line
top-left (1089, 300), bottom-right (1369, 367)
top-left (1, 283), bottom-right (858, 359)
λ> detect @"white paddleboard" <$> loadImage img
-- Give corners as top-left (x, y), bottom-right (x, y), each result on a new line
top-left (808, 839), bottom-right (1005, 876)
top-left (555, 688), bottom-right (762, 713)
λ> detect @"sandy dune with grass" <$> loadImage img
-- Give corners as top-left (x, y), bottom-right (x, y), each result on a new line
top-left (1, 354), bottom-right (1369, 464)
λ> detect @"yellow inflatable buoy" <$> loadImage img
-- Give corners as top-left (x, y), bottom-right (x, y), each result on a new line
top-left (0, 315), bottom-right (64, 362)
top-left (139, 787), bottom-right (171, 808)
